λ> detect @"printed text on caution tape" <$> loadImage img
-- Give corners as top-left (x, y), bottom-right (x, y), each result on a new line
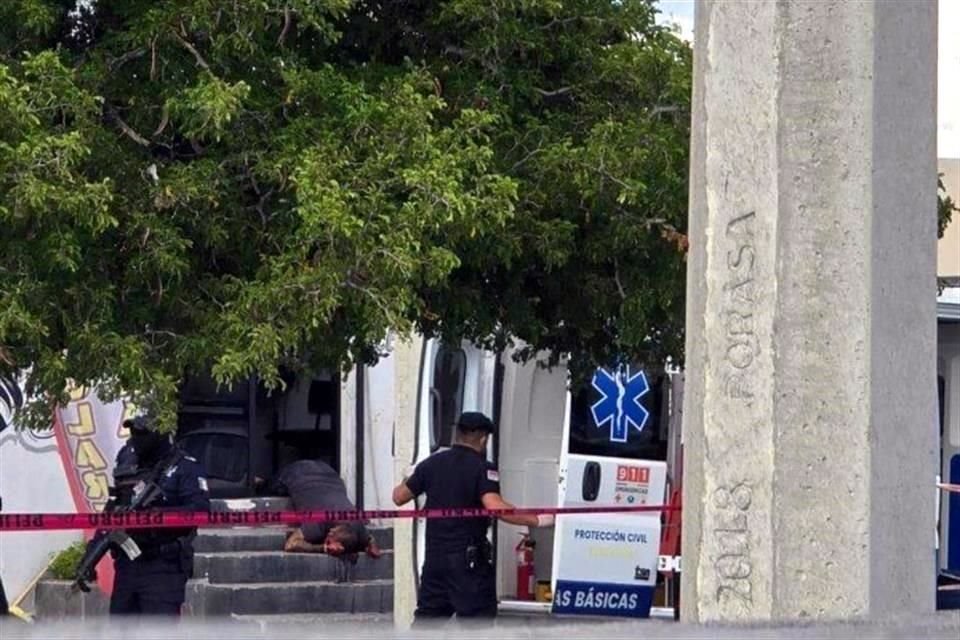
top-left (0, 504), bottom-right (678, 532)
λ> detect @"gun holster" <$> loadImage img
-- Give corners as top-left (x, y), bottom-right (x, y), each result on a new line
top-left (465, 539), bottom-right (493, 572)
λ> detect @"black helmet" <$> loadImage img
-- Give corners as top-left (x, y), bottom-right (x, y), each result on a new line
top-left (122, 415), bottom-right (158, 433)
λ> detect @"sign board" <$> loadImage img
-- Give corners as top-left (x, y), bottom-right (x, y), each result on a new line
top-left (561, 454), bottom-right (667, 508)
top-left (552, 455), bottom-right (666, 618)
top-left (551, 364), bottom-right (668, 619)
top-left (552, 513), bottom-right (661, 617)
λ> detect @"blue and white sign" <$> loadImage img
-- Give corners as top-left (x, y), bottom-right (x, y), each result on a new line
top-left (552, 370), bottom-right (668, 620)
top-left (590, 366), bottom-right (650, 443)
top-left (561, 454), bottom-right (666, 508)
top-left (551, 513), bottom-right (661, 618)
top-left (551, 455), bottom-right (666, 618)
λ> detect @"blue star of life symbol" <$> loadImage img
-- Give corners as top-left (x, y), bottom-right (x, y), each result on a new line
top-left (590, 365), bottom-right (650, 443)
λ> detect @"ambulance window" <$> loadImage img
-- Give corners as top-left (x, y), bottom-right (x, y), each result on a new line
top-left (431, 347), bottom-right (466, 452)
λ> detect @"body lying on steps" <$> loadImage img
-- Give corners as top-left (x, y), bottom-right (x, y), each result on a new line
top-left (255, 459), bottom-right (382, 563)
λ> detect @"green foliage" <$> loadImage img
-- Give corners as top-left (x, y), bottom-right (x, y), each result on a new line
top-left (939, 174), bottom-right (957, 240)
top-left (1, 0), bottom-right (692, 426)
top-left (394, 0), bottom-right (694, 384)
top-left (48, 541), bottom-right (86, 580)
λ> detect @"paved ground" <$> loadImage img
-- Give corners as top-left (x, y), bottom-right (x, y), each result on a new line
top-left (2, 613), bottom-right (959, 640)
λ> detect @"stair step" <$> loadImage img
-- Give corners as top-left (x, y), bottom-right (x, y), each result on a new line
top-left (194, 526), bottom-right (394, 553)
top-left (195, 550), bottom-right (393, 583)
top-left (194, 528), bottom-right (289, 553)
top-left (230, 612), bottom-right (393, 631)
top-left (201, 579), bottom-right (393, 616)
top-left (209, 497), bottom-right (292, 512)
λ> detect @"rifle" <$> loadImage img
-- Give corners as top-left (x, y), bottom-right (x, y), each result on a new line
top-left (72, 450), bottom-right (183, 593)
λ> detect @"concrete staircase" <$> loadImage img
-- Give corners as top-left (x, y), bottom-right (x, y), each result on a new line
top-left (33, 497), bottom-right (395, 624)
top-left (190, 524), bottom-right (394, 620)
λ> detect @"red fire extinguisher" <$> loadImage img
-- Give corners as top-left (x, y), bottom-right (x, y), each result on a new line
top-left (516, 533), bottom-right (536, 601)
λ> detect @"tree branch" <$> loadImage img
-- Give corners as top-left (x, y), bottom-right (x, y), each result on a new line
top-left (613, 258), bottom-right (627, 301)
top-left (510, 143), bottom-right (546, 172)
top-left (153, 105), bottom-right (170, 136)
top-left (444, 45), bottom-right (469, 58)
top-left (595, 165), bottom-right (632, 192)
top-left (109, 48), bottom-right (147, 72)
top-left (172, 30), bottom-right (211, 71)
top-left (105, 105), bottom-right (151, 147)
top-left (649, 105), bottom-right (680, 117)
top-left (534, 86), bottom-right (574, 98)
top-left (443, 45), bottom-right (499, 76)
top-left (255, 188), bottom-right (275, 225)
top-left (538, 17), bottom-right (579, 30)
top-left (244, 157), bottom-right (274, 225)
top-left (537, 16), bottom-right (607, 31)
top-left (143, 329), bottom-right (180, 343)
top-left (344, 279), bottom-right (393, 320)
top-left (150, 36), bottom-right (159, 81)
top-left (277, 6), bottom-right (293, 47)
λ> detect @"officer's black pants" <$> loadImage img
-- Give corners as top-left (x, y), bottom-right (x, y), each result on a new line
top-left (414, 550), bottom-right (497, 623)
top-left (110, 557), bottom-right (188, 616)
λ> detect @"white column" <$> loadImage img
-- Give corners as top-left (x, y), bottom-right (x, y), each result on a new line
top-left (390, 335), bottom-right (421, 628)
top-left (340, 370), bottom-right (357, 505)
top-left (681, 0), bottom-right (938, 622)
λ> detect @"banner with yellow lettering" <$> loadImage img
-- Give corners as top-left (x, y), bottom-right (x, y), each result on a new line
top-left (53, 386), bottom-right (132, 594)
top-left (53, 387), bottom-right (132, 513)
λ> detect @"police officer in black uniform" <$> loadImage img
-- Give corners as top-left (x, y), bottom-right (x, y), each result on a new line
top-left (392, 412), bottom-right (554, 624)
top-left (108, 416), bottom-right (210, 616)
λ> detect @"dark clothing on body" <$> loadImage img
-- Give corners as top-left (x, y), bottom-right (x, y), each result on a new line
top-left (271, 460), bottom-right (363, 545)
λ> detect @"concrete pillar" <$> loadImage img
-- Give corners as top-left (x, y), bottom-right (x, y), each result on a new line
top-left (390, 335), bottom-right (420, 629)
top-left (681, 0), bottom-right (938, 623)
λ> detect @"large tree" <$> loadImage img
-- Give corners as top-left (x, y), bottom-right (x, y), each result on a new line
top-left (0, 0), bottom-right (692, 429)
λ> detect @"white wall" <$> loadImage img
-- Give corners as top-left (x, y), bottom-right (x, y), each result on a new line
top-left (2, 383), bottom-right (135, 608)
top-left (0, 428), bottom-right (80, 604)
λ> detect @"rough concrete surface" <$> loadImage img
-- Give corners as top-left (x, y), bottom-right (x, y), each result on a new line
top-left (1, 614), bottom-right (958, 640)
top-left (682, 0), bottom-right (938, 625)
top-left (33, 524), bottom-right (398, 621)
top-left (389, 337), bottom-right (421, 631)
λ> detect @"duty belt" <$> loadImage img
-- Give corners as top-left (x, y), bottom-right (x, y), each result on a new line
top-left (128, 538), bottom-right (185, 562)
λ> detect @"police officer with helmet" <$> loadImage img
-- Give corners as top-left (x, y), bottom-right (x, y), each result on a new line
top-left (392, 411), bottom-right (554, 624)
top-left (101, 415), bottom-right (209, 615)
